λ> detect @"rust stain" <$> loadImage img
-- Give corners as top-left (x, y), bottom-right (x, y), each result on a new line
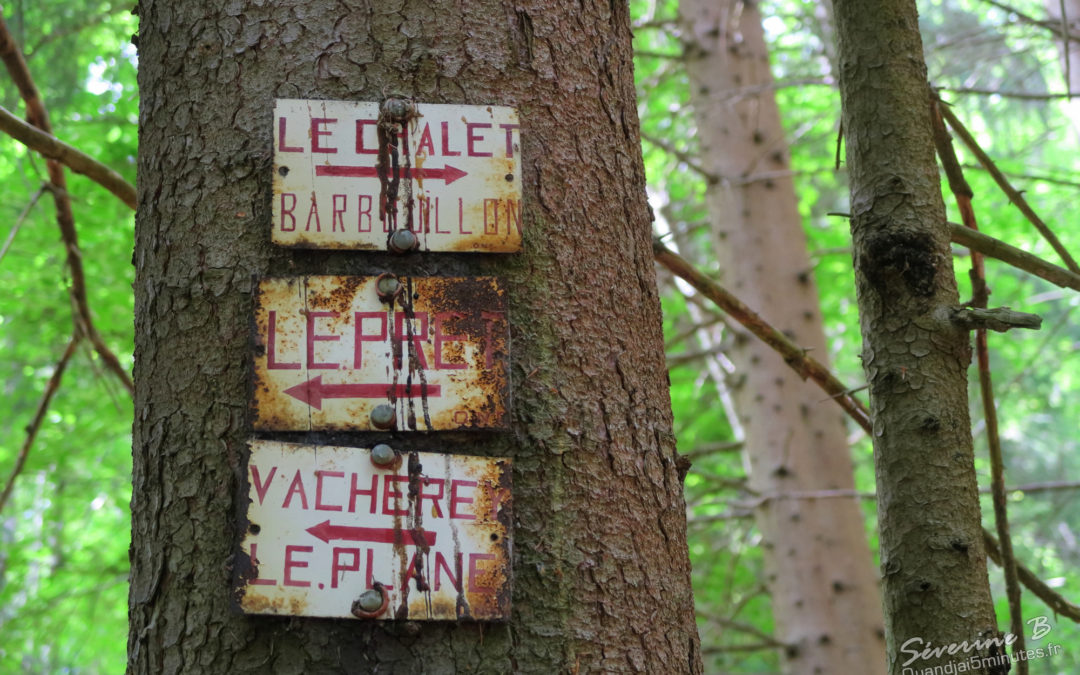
top-left (235, 442), bottom-right (512, 621)
top-left (252, 276), bottom-right (509, 432)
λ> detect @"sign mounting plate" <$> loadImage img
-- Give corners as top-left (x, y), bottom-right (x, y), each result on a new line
top-left (252, 275), bottom-right (510, 432)
top-left (236, 440), bottom-right (512, 621)
top-left (272, 99), bottom-right (522, 252)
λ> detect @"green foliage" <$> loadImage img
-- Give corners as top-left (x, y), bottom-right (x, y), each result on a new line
top-left (1, 0), bottom-right (1079, 672)
top-left (0, 2), bottom-right (136, 672)
top-left (635, 0), bottom-right (1080, 672)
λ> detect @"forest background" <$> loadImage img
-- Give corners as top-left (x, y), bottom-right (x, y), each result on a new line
top-left (0, 0), bottom-right (1078, 672)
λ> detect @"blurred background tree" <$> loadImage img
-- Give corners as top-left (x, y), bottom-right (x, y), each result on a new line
top-left (1, 0), bottom-right (1078, 672)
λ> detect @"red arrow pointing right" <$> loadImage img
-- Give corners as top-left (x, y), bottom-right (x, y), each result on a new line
top-left (306, 520), bottom-right (437, 546)
top-left (315, 164), bottom-right (468, 185)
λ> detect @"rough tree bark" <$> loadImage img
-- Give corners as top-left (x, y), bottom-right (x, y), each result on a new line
top-left (831, 1), bottom-right (999, 673)
top-left (679, 2), bottom-right (887, 673)
top-left (128, 1), bottom-right (701, 673)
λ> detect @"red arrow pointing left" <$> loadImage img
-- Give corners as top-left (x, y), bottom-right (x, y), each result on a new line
top-left (306, 520), bottom-right (437, 546)
top-left (284, 375), bottom-right (442, 410)
top-left (315, 164), bottom-right (468, 185)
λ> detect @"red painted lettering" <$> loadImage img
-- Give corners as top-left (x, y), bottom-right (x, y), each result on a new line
top-left (434, 551), bottom-right (462, 591)
top-left (466, 122), bottom-right (492, 157)
top-left (250, 465), bottom-right (277, 505)
top-left (499, 123), bottom-right (520, 158)
top-left (434, 312), bottom-right (466, 370)
top-left (394, 313), bottom-right (429, 370)
top-left (349, 473), bottom-right (378, 514)
top-left (484, 198), bottom-right (500, 235)
top-left (450, 480), bottom-right (476, 520)
top-left (355, 119), bottom-right (378, 154)
top-left (278, 117), bottom-right (303, 152)
top-left (331, 547), bottom-right (360, 588)
top-left (310, 117), bottom-right (337, 153)
top-left (458, 198), bottom-right (470, 235)
top-left (332, 194), bottom-right (346, 232)
top-left (315, 470), bottom-right (344, 511)
top-left (358, 195), bottom-right (373, 232)
top-left (279, 193), bottom-right (297, 231)
top-left (366, 548), bottom-right (392, 590)
top-left (306, 195), bottom-right (321, 232)
top-left (507, 198), bottom-right (522, 235)
top-left (441, 121), bottom-right (461, 156)
top-left (249, 542), bottom-right (277, 585)
top-left (282, 471), bottom-right (309, 510)
top-left (468, 553), bottom-right (496, 592)
top-left (353, 312), bottom-right (387, 368)
top-left (306, 311), bottom-right (340, 370)
top-left (382, 475), bottom-right (410, 516)
top-left (416, 123), bottom-right (435, 156)
top-left (284, 545), bottom-right (313, 587)
top-left (267, 311), bottom-right (301, 370)
top-left (421, 478), bottom-right (446, 518)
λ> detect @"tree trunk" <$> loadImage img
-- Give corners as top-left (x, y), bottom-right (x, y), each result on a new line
top-left (831, 1), bottom-right (998, 673)
top-left (128, 1), bottom-right (701, 673)
top-left (679, 2), bottom-right (887, 673)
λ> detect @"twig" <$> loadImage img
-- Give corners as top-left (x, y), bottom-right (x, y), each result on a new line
top-left (641, 132), bottom-right (718, 184)
top-left (696, 611), bottom-right (788, 648)
top-left (949, 306), bottom-right (1042, 332)
top-left (981, 0), bottom-right (1080, 42)
top-left (1062, 0), bottom-right (1072, 97)
top-left (949, 222), bottom-right (1080, 292)
top-left (681, 440), bottom-right (744, 461)
top-left (935, 93), bottom-right (1080, 274)
top-left (0, 336), bottom-right (81, 514)
top-left (937, 86), bottom-right (1080, 100)
top-left (0, 184), bottom-right (45, 264)
top-left (0, 104), bottom-right (136, 209)
top-left (932, 95), bottom-right (1027, 671)
top-left (653, 240), bottom-right (873, 434)
top-left (0, 14), bottom-right (133, 395)
top-left (983, 529), bottom-right (1080, 622)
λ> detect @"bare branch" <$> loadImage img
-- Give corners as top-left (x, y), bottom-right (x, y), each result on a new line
top-left (0, 336), bottom-right (81, 514)
top-left (0, 104), bottom-right (136, 209)
top-left (0, 184), bottom-right (45, 264)
top-left (950, 222), bottom-right (1080, 292)
top-left (653, 240), bottom-right (873, 435)
top-left (0, 14), bottom-right (133, 395)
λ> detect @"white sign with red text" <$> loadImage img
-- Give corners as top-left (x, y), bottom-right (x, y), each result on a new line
top-left (237, 440), bottom-right (512, 621)
top-left (272, 99), bottom-right (522, 252)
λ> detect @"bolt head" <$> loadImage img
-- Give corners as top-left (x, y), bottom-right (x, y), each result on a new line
top-left (370, 443), bottom-right (396, 466)
top-left (389, 228), bottom-right (418, 253)
top-left (355, 587), bottom-right (385, 613)
top-left (383, 98), bottom-right (408, 119)
top-left (375, 274), bottom-right (401, 301)
top-left (370, 404), bottom-right (396, 430)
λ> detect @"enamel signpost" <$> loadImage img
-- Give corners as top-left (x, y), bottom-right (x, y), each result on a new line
top-left (272, 99), bottom-right (522, 252)
top-left (241, 99), bottom-right (517, 623)
top-left (237, 441), bottom-right (511, 621)
top-left (252, 275), bottom-right (510, 432)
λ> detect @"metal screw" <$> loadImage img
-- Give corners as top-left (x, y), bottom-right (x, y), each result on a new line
top-left (381, 97), bottom-right (412, 120)
top-left (375, 273), bottom-right (401, 303)
top-left (370, 443), bottom-right (396, 467)
top-left (388, 228), bottom-right (418, 254)
top-left (370, 404), bottom-right (396, 430)
top-left (351, 585), bottom-right (388, 618)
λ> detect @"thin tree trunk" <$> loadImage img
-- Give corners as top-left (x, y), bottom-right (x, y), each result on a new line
top-left (831, 1), bottom-right (999, 673)
top-left (129, 1), bottom-right (701, 672)
top-left (679, 2), bottom-right (886, 673)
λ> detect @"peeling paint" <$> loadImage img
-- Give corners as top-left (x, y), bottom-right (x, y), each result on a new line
top-left (236, 440), bottom-right (512, 621)
top-left (252, 275), bottom-right (510, 431)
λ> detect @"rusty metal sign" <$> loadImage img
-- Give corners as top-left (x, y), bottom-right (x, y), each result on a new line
top-left (252, 275), bottom-right (509, 432)
top-left (236, 440), bottom-right (512, 621)
top-left (272, 99), bottom-right (522, 252)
